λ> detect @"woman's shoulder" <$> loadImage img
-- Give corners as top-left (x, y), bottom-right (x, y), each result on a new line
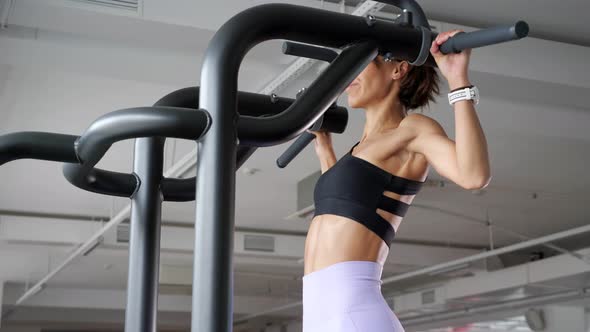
top-left (400, 113), bottom-right (445, 135)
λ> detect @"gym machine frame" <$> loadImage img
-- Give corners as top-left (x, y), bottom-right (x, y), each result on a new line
top-left (0, 0), bottom-right (528, 331)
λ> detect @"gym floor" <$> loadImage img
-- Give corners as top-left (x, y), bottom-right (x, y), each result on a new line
top-left (0, 0), bottom-right (589, 331)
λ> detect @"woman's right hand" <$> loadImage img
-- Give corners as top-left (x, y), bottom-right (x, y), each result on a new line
top-left (307, 130), bottom-right (335, 158)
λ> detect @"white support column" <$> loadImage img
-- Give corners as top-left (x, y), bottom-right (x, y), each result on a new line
top-left (541, 305), bottom-right (586, 332)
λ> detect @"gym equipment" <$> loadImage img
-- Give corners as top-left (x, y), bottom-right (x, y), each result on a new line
top-left (0, 0), bottom-right (528, 331)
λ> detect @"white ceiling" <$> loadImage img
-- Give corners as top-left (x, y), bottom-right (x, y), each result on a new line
top-left (0, 0), bottom-right (589, 330)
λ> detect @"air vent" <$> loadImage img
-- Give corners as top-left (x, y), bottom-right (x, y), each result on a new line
top-left (421, 289), bottom-right (436, 305)
top-left (117, 223), bottom-right (130, 243)
top-left (243, 234), bottom-right (275, 252)
top-left (72, 0), bottom-right (139, 10)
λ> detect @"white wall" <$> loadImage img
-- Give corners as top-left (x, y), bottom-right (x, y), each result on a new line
top-left (541, 305), bottom-right (587, 332)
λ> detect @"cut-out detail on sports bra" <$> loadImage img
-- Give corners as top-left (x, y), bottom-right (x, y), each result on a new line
top-left (313, 142), bottom-right (425, 247)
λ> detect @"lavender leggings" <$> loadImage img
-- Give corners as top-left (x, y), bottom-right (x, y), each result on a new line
top-left (302, 260), bottom-right (404, 332)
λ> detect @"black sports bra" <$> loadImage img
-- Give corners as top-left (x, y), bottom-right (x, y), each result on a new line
top-left (313, 142), bottom-right (425, 247)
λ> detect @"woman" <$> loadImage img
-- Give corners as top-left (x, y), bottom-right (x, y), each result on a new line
top-left (303, 30), bottom-right (491, 331)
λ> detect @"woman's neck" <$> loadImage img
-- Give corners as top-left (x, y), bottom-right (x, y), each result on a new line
top-left (360, 98), bottom-right (406, 143)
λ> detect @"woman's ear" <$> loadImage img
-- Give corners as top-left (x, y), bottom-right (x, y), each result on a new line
top-left (391, 61), bottom-right (410, 80)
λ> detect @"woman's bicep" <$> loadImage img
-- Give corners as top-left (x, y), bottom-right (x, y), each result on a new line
top-left (411, 132), bottom-right (465, 187)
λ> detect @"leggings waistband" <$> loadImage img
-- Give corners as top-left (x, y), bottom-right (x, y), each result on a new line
top-left (303, 261), bottom-right (385, 322)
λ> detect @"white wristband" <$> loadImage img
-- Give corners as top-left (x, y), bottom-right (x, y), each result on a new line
top-left (448, 86), bottom-right (479, 106)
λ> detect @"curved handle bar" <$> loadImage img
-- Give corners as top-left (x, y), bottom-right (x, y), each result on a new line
top-left (0, 132), bottom-right (78, 166)
top-left (75, 107), bottom-right (210, 168)
top-left (63, 163), bottom-right (197, 202)
top-left (63, 163), bottom-right (138, 198)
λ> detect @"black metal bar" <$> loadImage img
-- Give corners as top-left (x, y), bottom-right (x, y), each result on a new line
top-left (156, 86), bottom-right (347, 171)
top-left (76, 107), bottom-right (210, 168)
top-left (59, 83), bottom-right (345, 200)
top-left (154, 86), bottom-right (347, 118)
top-left (193, 67), bottom-right (237, 332)
top-left (60, 106), bottom-right (209, 200)
top-left (158, 145), bottom-right (258, 202)
top-left (158, 146), bottom-right (257, 202)
top-left (194, 75), bottom-right (231, 329)
top-left (234, 3), bottom-right (426, 63)
top-left (161, 177), bottom-right (195, 202)
top-left (63, 164), bottom-right (138, 198)
top-left (439, 21), bottom-right (529, 54)
top-left (282, 42), bottom-right (338, 63)
top-left (124, 137), bottom-right (165, 332)
top-left (146, 84), bottom-right (345, 200)
top-left (0, 132), bottom-right (78, 166)
top-left (239, 41), bottom-right (378, 145)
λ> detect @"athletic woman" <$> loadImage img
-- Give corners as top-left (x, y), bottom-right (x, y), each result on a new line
top-left (303, 30), bottom-right (491, 331)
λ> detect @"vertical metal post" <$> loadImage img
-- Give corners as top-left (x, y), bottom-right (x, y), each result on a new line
top-left (124, 137), bottom-right (165, 332)
top-left (190, 6), bottom-right (378, 332)
top-left (192, 55), bottom-right (239, 332)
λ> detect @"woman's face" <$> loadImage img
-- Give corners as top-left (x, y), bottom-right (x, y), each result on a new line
top-left (345, 56), bottom-right (404, 109)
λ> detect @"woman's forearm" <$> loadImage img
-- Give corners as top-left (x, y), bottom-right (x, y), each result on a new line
top-left (318, 150), bottom-right (337, 173)
top-left (450, 80), bottom-right (491, 188)
top-left (310, 131), bottom-right (337, 173)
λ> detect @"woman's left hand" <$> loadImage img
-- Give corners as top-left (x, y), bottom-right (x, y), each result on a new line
top-left (430, 29), bottom-right (472, 89)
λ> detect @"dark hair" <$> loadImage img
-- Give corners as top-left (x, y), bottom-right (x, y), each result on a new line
top-left (398, 64), bottom-right (440, 111)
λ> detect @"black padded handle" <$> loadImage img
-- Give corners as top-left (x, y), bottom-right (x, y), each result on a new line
top-left (440, 21), bottom-right (529, 54)
top-left (276, 101), bottom-right (347, 169)
top-left (276, 131), bottom-right (316, 168)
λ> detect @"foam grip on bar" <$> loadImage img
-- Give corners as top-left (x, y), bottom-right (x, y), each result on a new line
top-left (276, 132), bottom-right (316, 168)
top-left (439, 21), bottom-right (529, 54)
top-left (282, 41), bottom-right (338, 63)
top-left (0, 132), bottom-right (79, 166)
